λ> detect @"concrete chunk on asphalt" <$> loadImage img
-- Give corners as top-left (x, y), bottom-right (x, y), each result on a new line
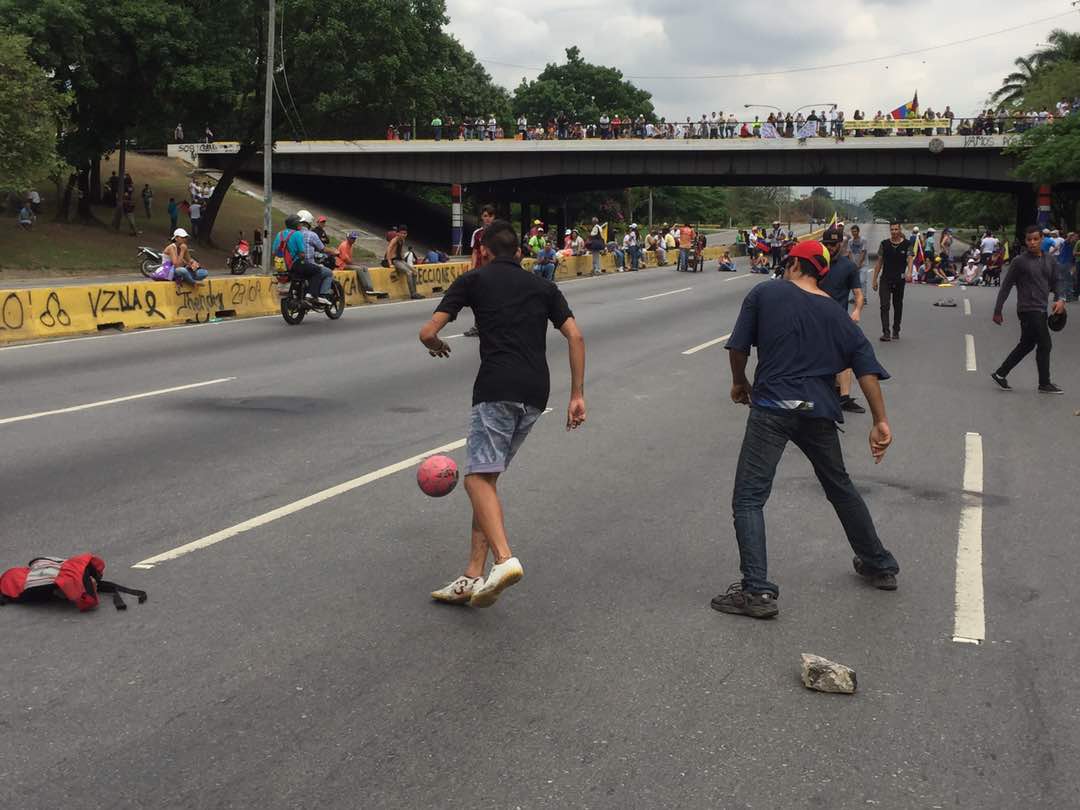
top-left (800, 653), bottom-right (857, 694)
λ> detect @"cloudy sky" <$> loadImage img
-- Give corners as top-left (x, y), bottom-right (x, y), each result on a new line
top-left (446, 0), bottom-right (1079, 121)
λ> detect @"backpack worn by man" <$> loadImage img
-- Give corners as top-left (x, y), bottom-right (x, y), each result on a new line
top-left (0, 554), bottom-right (147, 611)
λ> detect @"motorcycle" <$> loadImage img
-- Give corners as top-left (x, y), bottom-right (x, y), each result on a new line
top-left (276, 255), bottom-right (345, 324)
top-left (227, 233), bottom-right (252, 275)
top-left (137, 246), bottom-right (163, 278)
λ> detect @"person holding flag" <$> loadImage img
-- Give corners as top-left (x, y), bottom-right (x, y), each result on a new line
top-left (890, 92), bottom-right (919, 136)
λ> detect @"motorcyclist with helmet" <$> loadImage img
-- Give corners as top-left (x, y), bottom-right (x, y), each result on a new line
top-left (295, 209), bottom-right (336, 307)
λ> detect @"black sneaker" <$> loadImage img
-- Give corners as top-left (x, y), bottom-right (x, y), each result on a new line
top-left (879, 333), bottom-right (891, 342)
top-left (463, 326), bottom-right (479, 337)
top-left (891, 331), bottom-right (900, 341)
top-left (840, 396), bottom-right (866, 414)
top-left (852, 557), bottom-right (898, 591)
top-left (710, 583), bottom-right (778, 619)
top-left (990, 372), bottom-right (1011, 391)
top-left (1038, 383), bottom-right (1064, 394)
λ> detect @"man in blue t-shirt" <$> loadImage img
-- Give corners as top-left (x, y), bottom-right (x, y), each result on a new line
top-left (712, 240), bottom-right (900, 620)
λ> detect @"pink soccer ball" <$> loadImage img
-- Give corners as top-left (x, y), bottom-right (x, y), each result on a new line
top-left (417, 454), bottom-right (459, 497)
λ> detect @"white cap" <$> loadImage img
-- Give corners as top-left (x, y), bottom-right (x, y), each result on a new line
top-left (565, 229), bottom-right (572, 235)
top-left (927, 227), bottom-right (936, 233)
top-left (172, 228), bottom-right (189, 238)
top-left (630, 223), bottom-right (638, 229)
top-left (912, 226), bottom-right (920, 232)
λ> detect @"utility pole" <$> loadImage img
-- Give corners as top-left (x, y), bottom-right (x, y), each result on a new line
top-left (262, 0), bottom-right (276, 273)
top-left (648, 188), bottom-right (653, 232)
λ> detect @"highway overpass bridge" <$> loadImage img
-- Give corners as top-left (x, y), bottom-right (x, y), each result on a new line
top-left (169, 134), bottom-right (1059, 246)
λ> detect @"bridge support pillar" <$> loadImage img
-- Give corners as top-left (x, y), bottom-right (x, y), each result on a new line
top-left (1015, 185), bottom-right (1038, 243)
top-left (450, 183), bottom-right (463, 255)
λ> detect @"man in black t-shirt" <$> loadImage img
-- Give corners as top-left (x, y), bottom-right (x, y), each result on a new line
top-left (712, 239), bottom-right (899, 620)
top-left (819, 227), bottom-right (867, 413)
top-left (419, 221), bottom-right (587, 608)
top-left (872, 221), bottom-right (913, 341)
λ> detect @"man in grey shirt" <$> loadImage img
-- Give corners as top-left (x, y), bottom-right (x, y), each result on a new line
top-left (990, 225), bottom-right (1067, 394)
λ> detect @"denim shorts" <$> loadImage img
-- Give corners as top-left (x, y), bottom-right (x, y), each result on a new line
top-left (466, 401), bottom-right (543, 474)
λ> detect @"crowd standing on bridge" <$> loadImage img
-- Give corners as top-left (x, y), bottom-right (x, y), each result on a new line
top-left (381, 98), bottom-right (1079, 143)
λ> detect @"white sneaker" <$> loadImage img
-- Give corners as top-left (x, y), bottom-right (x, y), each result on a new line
top-left (316, 295), bottom-right (333, 307)
top-left (431, 575), bottom-right (483, 605)
top-left (469, 557), bottom-right (523, 608)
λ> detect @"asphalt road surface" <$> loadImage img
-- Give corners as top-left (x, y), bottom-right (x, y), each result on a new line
top-left (2, 225), bottom-right (1078, 809)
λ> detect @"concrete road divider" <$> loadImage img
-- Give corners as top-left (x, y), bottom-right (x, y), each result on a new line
top-left (3, 237), bottom-right (804, 344)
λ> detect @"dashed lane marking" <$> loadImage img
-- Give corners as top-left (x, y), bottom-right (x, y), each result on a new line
top-left (132, 437), bottom-right (467, 569)
top-left (638, 287), bottom-right (692, 301)
top-left (963, 298), bottom-right (972, 316)
top-left (0, 377), bottom-right (236, 427)
top-left (683, 333), bottom-right (731, 356)
top-left (965, 334), bottom-right (977, 371)
top-left (953, 432), bottom-right (985, 644)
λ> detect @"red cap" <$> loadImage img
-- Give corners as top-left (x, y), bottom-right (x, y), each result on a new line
top-left (787, 240), bottom-right (830, 277)
top-left (317, 215), bottom-right (327, 223)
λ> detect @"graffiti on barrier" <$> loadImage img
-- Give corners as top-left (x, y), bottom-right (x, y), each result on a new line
top-left (229, 280), bottom-right (263, 306)
top-left (961, 134), bottom-right (1018, 149)
top-left (176, 282), bottom-right (225, 323)
top-left (415, 264), bottom-right (467, 288)
top-left (38, 291), bottom-right (72, 329)
top-left (1, 292), bottom-right (28, 331)
top-left (87, 286), bottom-right (166, 321)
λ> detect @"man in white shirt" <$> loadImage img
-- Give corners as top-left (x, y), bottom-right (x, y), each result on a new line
top-left (189, 200), bottom-right (202, 241)
top-left (979, 231), bottom-right (999, 265)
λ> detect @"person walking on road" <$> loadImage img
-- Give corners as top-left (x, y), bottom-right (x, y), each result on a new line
top-left (141, 184), bottom-right (153, 218)
top-left (848, 224), bottom-right (869, 301)
top-left (463, 204), bottom-right (497, 337)
top-left (713, 240), bottom-right (899, 619)
top-left (872, 222), bottom-right (913, 341)
top-left (589, 217), bottom-right (605, 275)
top-left (420, 220), bottom-right (586, 608)
top-left (990, 225), bottom-right (1067, 394)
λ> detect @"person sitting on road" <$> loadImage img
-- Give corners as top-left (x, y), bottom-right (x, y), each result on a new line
top-left (535, 239), bottom-right (558, 281)
top-left (296, 209), bottom-right (336, 307)
top-left (386, 224), bottom-right (423, 300)
top-left (159, 228), bottom-right (208, 284)
top-left (336, 231), bottom-right (384, 299)
top-left (718, 250), bottom-right (736, 272)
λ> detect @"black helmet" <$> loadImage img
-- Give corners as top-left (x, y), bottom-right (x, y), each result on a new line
top-left (284, 215), bottom-right (300, 229)
top-left (1048, 309), bottom-right (1067, 332)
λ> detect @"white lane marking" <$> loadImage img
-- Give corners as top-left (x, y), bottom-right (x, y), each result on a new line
top-left (638, 286), bottom-right (692, 301)
top-left (683, 333), bottom-right (731, 356)
top-left (0, 377), bottom-right (236, 427)
top-left (965, 334), bottom-right (977, 371)
top-left (722, 274), bottom-right (755, 282)
top-left (444, 333), bottom-right (464, 339)
top-left (953, 432), bottom-right (985, 644)
top-left (132, 438), bottom-right (467, 569)
top-left (963, 298), bottom-right (972, 316)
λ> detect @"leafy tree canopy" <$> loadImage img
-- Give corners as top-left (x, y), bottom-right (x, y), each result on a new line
top-left (512, 47), bottom-right (655, 124)
top-left (0, 31), bottom-right (66, 193)
top-left (1007, 111), bottom-right (1080, 185)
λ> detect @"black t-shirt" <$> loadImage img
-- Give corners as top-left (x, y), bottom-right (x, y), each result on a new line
top-left (819, 256), bottom-right (861, 310)
top-left (879, 239), bottom-right (910, 281)
top-left (435, 260), bottom-right (573, 410)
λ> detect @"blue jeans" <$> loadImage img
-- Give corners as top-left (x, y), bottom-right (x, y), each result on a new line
top-left (677, 247), bottom-right (689, 271)
top-left (628, 245), bottom-right (640, 270)
top-left (299, 261), bottom-right (333, 296)
top-left (731, 407), bottom-right (899, 595)
top-left (174, 266), bottom-right (208, 284)
top-left (535, 263), bottom-right (555, 281)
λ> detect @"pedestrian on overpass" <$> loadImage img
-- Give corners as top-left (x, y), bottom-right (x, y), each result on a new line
top-left (420, 220), bottom-right (586, 608)
top-left (990, 225), bottom-right (1067, 394)
top-left (872, 222), bottom-right (913, 341)
top-left (713, 240), bottom-right (899, 619)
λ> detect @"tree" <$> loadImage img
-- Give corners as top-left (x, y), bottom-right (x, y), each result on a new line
top-left (512, 47), bottom-right (655, 125)
top-left (810, 187), bottom-right (832, 199)
top-left (1, 0), bottom-right (198, 220)
top-left (865, 187), bottom-right (925, 223)
top-left (990, 56), bottom-right (1041, 107)
top-left (1008, 112), bottom-right (1080, 185)
top-left (1015, 62), bottom-right (1080, 114)
top-left (0, 32), bottom-right (66, 196)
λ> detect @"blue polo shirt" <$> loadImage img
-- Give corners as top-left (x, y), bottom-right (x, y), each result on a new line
top-left (726, 281), bottom-right (889, 422)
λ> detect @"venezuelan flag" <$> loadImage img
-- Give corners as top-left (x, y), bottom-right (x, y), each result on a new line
top-left (890, 91), bottom-right (919, 120)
